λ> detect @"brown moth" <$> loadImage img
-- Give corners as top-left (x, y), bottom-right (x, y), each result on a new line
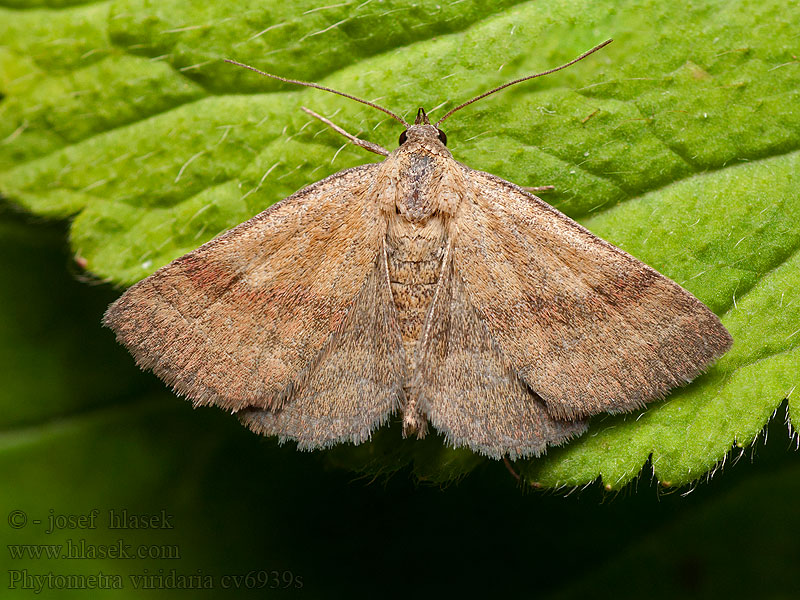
top-left (104, 41), bottom-right (732, 459)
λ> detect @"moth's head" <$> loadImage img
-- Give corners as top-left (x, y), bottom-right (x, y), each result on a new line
top-left (397, 108), bottom-right (448, 151)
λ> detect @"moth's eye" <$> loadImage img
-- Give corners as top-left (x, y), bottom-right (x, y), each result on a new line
top-left (437, 128), bottom-right (447, 146)
top-left (398, 130), bottom-right (408, 146)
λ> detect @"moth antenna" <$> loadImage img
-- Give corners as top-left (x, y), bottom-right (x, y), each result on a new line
top-left (224, 59), bottom-right (410, 127)
top-left (435, 39), bottom-right (613, 126)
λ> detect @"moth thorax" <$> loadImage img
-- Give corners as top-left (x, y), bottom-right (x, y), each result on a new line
top-left (385, 154), bottom-right (458, 222)
top-left (392, 153), bottom-right (436, 222)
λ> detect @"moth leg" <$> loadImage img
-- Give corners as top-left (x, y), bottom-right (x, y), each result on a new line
top-left (503, 457), bottom-right (521, 481)
top-left (522, 185), bottom-right (555, 193)
top-left (301, 106), bottom-right (390, 157)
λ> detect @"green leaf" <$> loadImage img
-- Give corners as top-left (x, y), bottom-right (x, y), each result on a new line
top-left (1, 0), bottom-right (798, 488)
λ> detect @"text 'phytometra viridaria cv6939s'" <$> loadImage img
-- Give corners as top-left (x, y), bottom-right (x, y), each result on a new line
top-left (104, 40), bottom-right (732, 459)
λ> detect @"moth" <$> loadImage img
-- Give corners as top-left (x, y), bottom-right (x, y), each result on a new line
top-left (104, 41), bottom-right (732, 459)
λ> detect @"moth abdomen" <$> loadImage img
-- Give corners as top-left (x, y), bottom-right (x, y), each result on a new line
top-left (385, 224), bottom-right (446, 354)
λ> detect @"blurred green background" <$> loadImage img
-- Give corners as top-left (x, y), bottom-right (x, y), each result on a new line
top-left (2, 204), bottom-right (799, 597)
